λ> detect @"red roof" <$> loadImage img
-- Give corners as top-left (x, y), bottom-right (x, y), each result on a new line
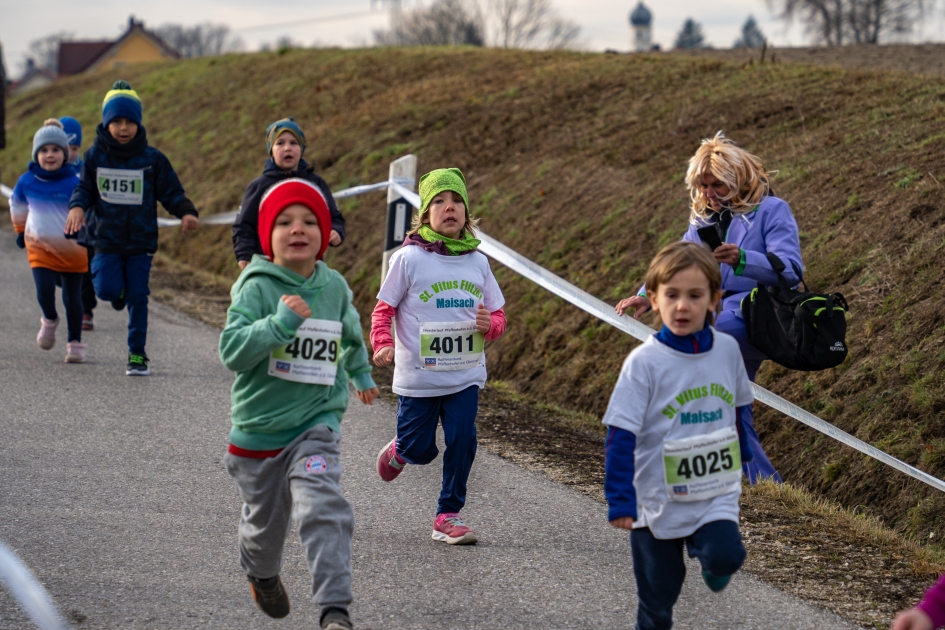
top-left (58, 41), bottom-right (112, 76)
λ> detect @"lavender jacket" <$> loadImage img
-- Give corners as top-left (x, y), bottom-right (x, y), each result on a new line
top-left (682, 196), bottom-right (804, 314)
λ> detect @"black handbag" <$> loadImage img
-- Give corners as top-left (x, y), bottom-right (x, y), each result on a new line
top-left (741, 253), bottom-right (849, 371)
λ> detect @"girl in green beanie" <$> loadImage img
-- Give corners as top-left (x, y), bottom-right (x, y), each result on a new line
top-left (369, 168), bottom-right (508, 545)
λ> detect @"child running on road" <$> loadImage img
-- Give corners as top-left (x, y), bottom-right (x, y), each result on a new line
top-left (59, 115), bottom-right (96, 331)
top-left (219, 178), bottom-right (378, 629)
top-left (10, 119), bottom-right (87, 362)
top-left (232, 118), bottom-right (346, 270)
top-left (65, 81), bottom-right (199, 375)
top-left (604, 241), bottom-right (755, 630)
top-left (892, 574), bottom-right (945, 630)
top-left (371, 167), bottom-right (507, 545)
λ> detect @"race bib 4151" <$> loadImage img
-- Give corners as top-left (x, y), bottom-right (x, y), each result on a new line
top-left (97, 168), bottom-right (144, 205)
top-left (663, 427), bottom-right (741, 503)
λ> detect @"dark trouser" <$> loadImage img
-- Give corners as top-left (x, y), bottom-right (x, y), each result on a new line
top-left (32, 268), bottom-right (84, 343)
top-left (715, 309), bottom-right (782, 483)
top-left (82, 247), bottom-right (97, 316)
top-left (395, 385), bottom-right (479, 515)
top-left (91, 253), bottom-right (152, 354)
top-left (630, 520), bottom-right (746, 630)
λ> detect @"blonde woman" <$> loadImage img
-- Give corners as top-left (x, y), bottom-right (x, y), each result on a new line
top-left (615, 132), bottom-right (803, 483)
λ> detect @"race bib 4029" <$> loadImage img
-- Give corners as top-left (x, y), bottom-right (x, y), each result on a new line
top-left (269, 318), bottom-right (342, 385)
top-left (663, 427), bottom-right (741, 503)
top-left (97, 168), bottom-right (144, 205)
top-left (419, 320), bottom-right (484, 371)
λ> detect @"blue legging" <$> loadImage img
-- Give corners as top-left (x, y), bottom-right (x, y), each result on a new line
top-left (32, 267), bottom-right (83, 343)
top-left (715, 309), bottom-right (783, 483)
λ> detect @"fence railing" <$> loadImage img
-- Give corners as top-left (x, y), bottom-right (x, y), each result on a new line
top-left (2, 161), bottom-right (944, 495)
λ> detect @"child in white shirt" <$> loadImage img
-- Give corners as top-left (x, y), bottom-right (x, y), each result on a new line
top-left (604, 241), bottom-right (754, 630)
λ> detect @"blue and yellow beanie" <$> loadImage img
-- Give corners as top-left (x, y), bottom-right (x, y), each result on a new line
top-left (418, 168), bottom-right (469, 215)
top-left (102, 80), bottom-right (142, 127)
top-left (266, 118), bottom-right (306, 156)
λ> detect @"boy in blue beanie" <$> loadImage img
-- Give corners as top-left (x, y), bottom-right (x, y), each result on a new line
top-left (60, 115), bottom-right (96, 330)
top-left (232, 117), bottom-right (346, 269)
top-left (66, 80), bottom-right (200, 376)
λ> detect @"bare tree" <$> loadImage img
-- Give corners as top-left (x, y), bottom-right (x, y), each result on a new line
top-left (25, 31), bottom-right (73, 73)
top-left (375, 0), bottom-right (486, 46)
top-left (153, 23), bottom-right (244, 58)
top-left (767, 0), bottom-right (928, 44)
top-left (489, 0), bottom-right (581, 49)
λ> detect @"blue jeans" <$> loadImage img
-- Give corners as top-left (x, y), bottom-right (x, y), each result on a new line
top-left (395, 385), bottom-right (479, 515)
top-left (630, 520), bottom-right (746, 630)
top-left (715, 309), bottom-right (782, 483)
top-left (32, 268), bottom-right (83, 343)
top-left (91, 253), bottom-right (152, 354)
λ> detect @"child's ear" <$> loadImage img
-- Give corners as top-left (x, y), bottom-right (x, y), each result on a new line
top-left (710, 291), bottom-right (723, 313)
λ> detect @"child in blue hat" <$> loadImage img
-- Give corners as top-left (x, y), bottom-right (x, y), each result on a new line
top-left (66, 80), bottom-right (200, 375)
top-left (59, 115), bottom-right (96, 331)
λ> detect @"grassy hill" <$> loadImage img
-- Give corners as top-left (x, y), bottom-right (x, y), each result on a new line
top-left (3, 47), bottom-right (944, 544)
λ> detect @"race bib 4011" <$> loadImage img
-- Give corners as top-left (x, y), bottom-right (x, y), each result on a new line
top-left (663, 427), bottom-right (741, 503)
top-left (97, 168), bottom-right (144, 205)
top-left (269, 318), bottom-right (342, 385)
top-left (419, 320), bottom-right (484, 371)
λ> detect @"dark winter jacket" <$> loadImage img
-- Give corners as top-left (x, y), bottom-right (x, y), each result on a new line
top-left (68, 124), bottom-right (197, 255)
top-left (232, 158), bottom-right (345, 263)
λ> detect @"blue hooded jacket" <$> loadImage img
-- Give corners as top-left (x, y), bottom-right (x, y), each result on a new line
top-left (69, 124), bottom-right (197, 255)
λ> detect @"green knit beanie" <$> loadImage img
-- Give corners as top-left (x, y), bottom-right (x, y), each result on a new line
top-left (418, 168), bottom-right (469, 215)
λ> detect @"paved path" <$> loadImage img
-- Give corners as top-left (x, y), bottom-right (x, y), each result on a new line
top-left (0, 236), bottom-right (860, 629)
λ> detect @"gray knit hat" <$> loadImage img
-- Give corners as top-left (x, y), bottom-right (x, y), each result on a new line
top-left (32, 120), bottom-right (70, 164)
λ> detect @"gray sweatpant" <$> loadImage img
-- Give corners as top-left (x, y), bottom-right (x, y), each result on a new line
top-left (224, 424), bottom-right (354, 610)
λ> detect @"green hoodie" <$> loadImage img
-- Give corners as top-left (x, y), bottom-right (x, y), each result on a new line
top-left (219, 255), bottom-right (376, 451)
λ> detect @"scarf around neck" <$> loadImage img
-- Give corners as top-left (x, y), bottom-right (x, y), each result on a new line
top-left (417, 224), bottom-right (480, 255)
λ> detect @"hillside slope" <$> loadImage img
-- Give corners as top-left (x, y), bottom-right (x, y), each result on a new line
top-left (2, 47), bottom-right (944, 543)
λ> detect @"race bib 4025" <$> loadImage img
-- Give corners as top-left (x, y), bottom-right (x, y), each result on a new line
top-left (419, 320), bottom-right (484, 371)
top-left (269, 318), bottom-right (342, 385)
top-left (663, 427), bottom-right (741, 503)
top-left (97, 168), bottom-right (144, 205)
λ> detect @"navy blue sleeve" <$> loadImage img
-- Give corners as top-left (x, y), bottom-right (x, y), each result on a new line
top-left (68, 156), bottom-right (98, 210)
top-left (154, 152), bottom-right (197, 219)
top-left (604, 426), bottom-right (638, 521)
top-left (232, 180), bottom-right (265, 262)
top-left (309, 173), bottom-right (345, 245)
top-left (736, 406), bottom-right (754, 463)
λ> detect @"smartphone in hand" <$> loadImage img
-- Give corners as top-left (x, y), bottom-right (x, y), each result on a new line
top-left (697, 224), bottom-right (724, 251)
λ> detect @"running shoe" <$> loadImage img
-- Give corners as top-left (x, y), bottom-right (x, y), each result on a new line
top-left (432, 512), bottom-right (478, 545)
top-left (111, 291), bottom-right (125, 311)
top-left (702, 570), bottom-right (732, 592)
top-left (126, 352), bottom-right (150, 376)
top-left (320, 607), bottom-right (353, 630)
top-left (82, 314), bottom-right (94, 331)
top-left (376, 437), bottom-right (406, 482)
top-left (65, 342), bottom-right (87, 363)
top-left (247, 574), bottom-right (290, 619)
top-left (37, 317), bottom-right (58, 350)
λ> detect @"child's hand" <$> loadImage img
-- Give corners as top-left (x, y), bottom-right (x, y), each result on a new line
top-left (615, 296), bottom-right (651, 319)
top-left (64, 207), bottom-right (85, 235)
top-left (181, 215), bottom-right (199, 234)
top-left (281, 295), bottom-right (312, 318)
top-left (373, 346), bottom-right (394, 367)
top-left (356, 387), bottom-right (380, 405)
top-left (609, 517), bottom-right (635, 530)
top-left (238, 260), bottom-right (249, 271)
top-left (475, 304), bottom-right (491, 333)
top-left (329, 229), bottom-right (342, 246)
top-left (713, 243), bottom-right (741, 267)
top-left (891, 609), bottom-right (934, 630)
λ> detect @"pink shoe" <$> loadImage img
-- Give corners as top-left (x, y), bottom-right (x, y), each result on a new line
top-left (432, 512), bottom-right (478, 545)
top-left (81, 314), bottom-right (94, 331)
top-left (37, 317), bottom-right (58, 350)
top-left (65, 342), bottom-right (87, 363)
top-left (376, 437), bottom-right (406, 482)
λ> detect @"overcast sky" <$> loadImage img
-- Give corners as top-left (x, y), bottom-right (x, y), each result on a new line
top-left (3, 0), bottom-right (945, 77)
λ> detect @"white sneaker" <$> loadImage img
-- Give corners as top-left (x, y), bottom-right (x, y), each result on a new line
top-left (37, 317), bottom-right (58, 350)
top-left (65, 342), bottom-right (87, 363)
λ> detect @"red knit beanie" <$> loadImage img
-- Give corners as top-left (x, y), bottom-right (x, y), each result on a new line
top-left (258, 179), bottom-right (332, 261)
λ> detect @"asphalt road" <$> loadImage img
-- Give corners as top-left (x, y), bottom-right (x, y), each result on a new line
top-left (0, 235), bottom-right (861, 629)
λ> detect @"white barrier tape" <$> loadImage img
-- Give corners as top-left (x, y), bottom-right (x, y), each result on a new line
top-left (475, 231), bottom-right (945, 494)
top-left (0, 184), bottom-right (12, 199)
top-left (0, 541), bottom-right (68, 630)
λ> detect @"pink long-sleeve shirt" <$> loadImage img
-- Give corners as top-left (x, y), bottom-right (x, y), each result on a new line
top-left (918, 574), bottom-right (945, 629)
top-left (371, 301), bottom-right (506, 352)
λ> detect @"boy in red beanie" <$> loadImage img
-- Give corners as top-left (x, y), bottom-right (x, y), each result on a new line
top-left (219, 178), bottom-right (378, 629)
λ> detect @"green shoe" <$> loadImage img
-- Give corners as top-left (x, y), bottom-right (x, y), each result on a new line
top-left (702, 570), bottom-right (731, 592)
top-left (126, 352), bottom-right (150, 376)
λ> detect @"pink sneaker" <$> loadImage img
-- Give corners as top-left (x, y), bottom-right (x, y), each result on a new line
top-left (82, 314), bottom-right (94, 331)
top-left (432, 513), bottom-right (478, 545)
top-left (65, 342), bottom-right (87, 363)
top-left (37, 317), bottom-right (58, 350)
top-left (376, 437), bottom-right (406, 482)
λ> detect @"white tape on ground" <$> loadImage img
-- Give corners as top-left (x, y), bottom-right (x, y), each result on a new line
top-left (0, 541), bottom-right (68, 630)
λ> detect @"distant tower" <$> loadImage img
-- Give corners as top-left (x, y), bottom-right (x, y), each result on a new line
top-left (629, 2), bottom-right (653, 52)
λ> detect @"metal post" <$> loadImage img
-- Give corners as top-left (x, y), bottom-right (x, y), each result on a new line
top-left (381, 154), bottom-right (417, 283)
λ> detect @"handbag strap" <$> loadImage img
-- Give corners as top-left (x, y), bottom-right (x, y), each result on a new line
top-left (765, 252), bottom-right (808, 293)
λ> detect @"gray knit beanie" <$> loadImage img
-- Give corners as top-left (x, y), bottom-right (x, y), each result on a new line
top-left (32, 119), bottom-right (70, 164)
